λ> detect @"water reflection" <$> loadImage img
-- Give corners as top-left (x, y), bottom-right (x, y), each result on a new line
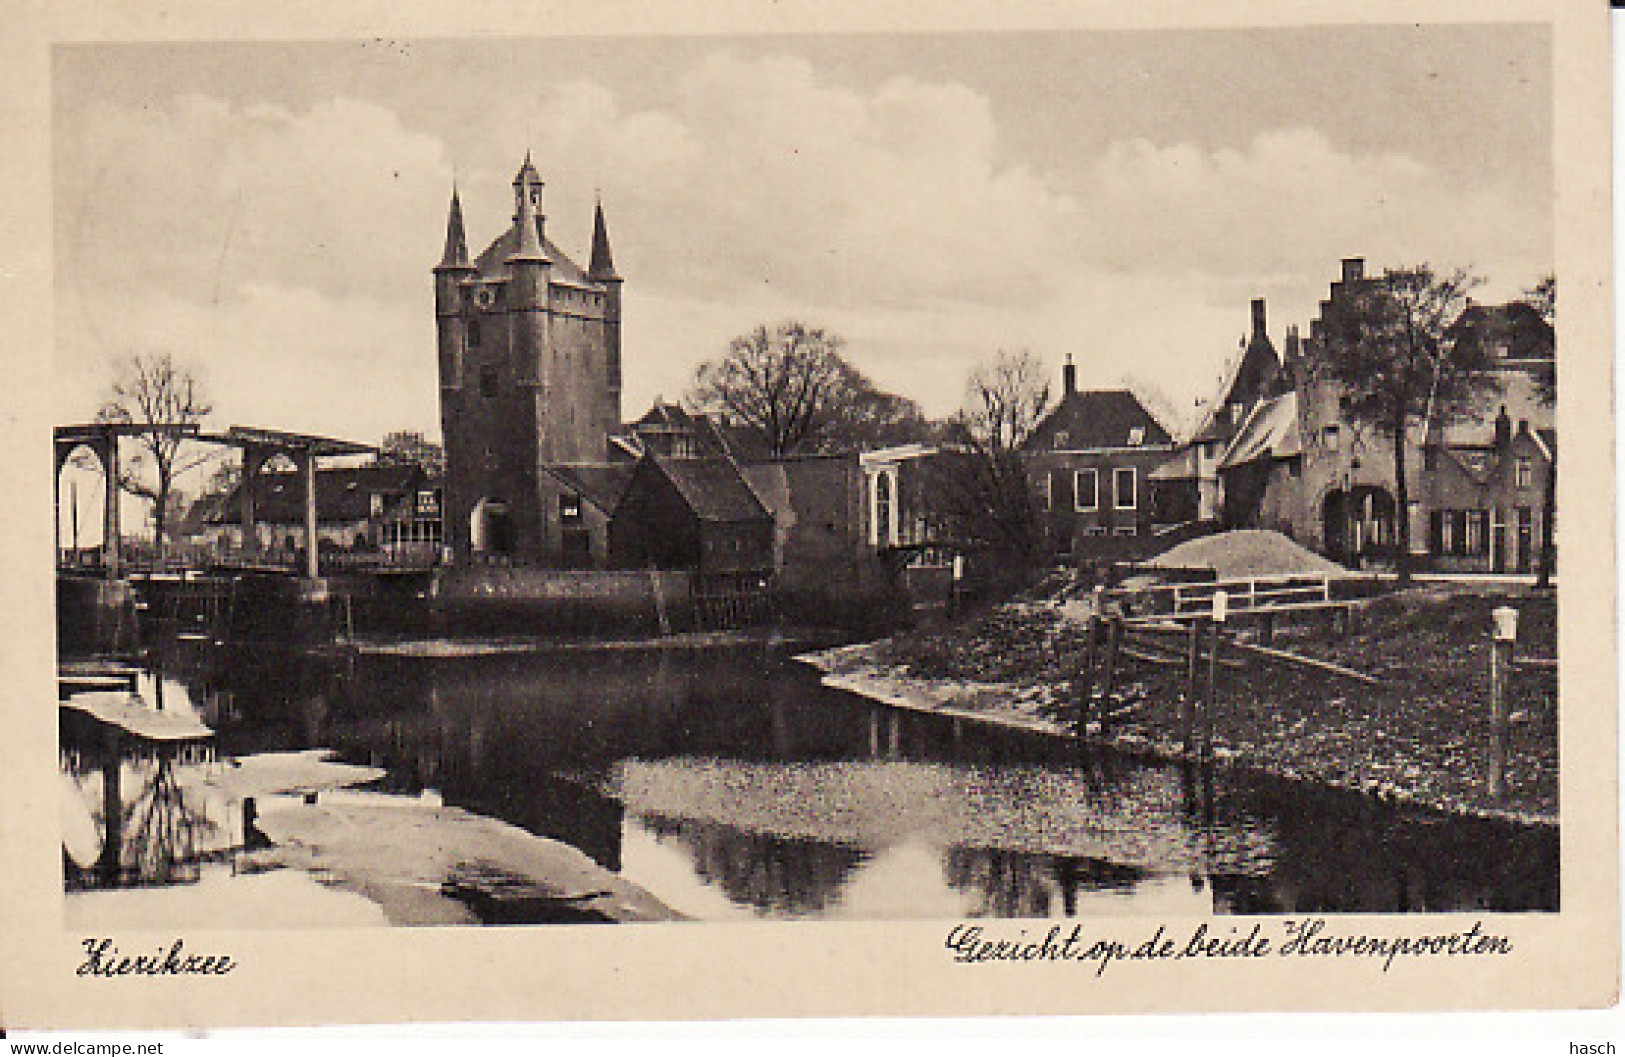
top-left (155, 642), bottom-right (1558, 919)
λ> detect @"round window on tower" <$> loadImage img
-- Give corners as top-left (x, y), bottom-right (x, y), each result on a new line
top-left (473, 286), bottom-right (497, 310)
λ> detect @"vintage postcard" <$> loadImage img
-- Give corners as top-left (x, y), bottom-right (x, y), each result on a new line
top-left (0, 0), bottom-right (1614, 1030)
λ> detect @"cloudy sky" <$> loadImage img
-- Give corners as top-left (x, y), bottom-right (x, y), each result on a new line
top-left (53, 26), bottom-right (1551, 452)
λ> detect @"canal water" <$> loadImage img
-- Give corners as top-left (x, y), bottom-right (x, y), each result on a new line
top-left (150, 642), bottom-right (1557, 919)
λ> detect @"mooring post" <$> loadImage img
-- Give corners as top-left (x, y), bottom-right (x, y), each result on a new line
top-left (1183, 616), bottom-right (1202, 757)
top-left (1076, 585), bottom-right (1106, 738)
top-left (1205, 589), bottom-right (1228, 761)
top-left (1098, 611), bottom-right (1122, 737)
top-left (1488, 604), bottom-right (1518, 801)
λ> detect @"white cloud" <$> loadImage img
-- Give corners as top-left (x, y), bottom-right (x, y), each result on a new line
top-left (55, 52), bottom-right (1551, 449)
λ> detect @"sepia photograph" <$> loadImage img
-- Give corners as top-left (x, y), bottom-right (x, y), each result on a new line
top-left (5, 0), bottom-right (1615, 1029)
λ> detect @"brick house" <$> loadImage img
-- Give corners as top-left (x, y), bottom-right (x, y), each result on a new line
top-left (1150, 298), bottom-right (1286, 526)
top-left (208, 463), bottom-right (434, 557)
top-left (608, 453), bottom-right (775, 577)
top-left (1021, 362), bottom-right (1177, 558)
top-left (1217, 258), bottom-right (1555, 573)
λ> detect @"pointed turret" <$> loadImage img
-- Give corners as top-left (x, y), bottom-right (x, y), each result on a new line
top-left (436, 186), bottom-right (472, 271)
top-left (589, 196), bottom-right (620, 281)
top-left (508, 169), bottom-right (549, 263)
top-left (512, 150), bottom-right (544, 224)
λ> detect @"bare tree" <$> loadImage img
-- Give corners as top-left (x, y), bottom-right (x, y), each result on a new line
top-left (821, 362), bottom-right (935, 452)
top-left (932, 349), bottom-right (1053, 564)
top-left (958, 349), bottom-right (1052, 452)
top-left (689, 321), bottom-right (927, 457)
top-left (95, 352), bottom-right (213, 557)
top-left (1314, 265), bottom-right (1492, 583)
top-left (689, 322), bottom-right (846, 458)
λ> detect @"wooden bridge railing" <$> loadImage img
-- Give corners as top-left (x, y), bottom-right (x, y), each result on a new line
top-left (1107, 573), bottom-right (1340, 622)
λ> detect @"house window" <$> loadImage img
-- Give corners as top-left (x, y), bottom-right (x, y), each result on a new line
top-left (1423, 447), bottom-right (1438, 472)
top-left (1074, 469), bottom-right (1098, 512)
top-left (560, 494), bottom-right (582, 523)
top-left (871, 470), bottom-right (896, 547)
top-left (1322, 425), bottom-right (1341, 451)
top-left (1440, 513), bottom-right (1455, 553)
top-left (480, 366), bottom-right (498, 398)
top-left (1114, 467), bottom-right (1137, 510)
top-left (1515, 457), bottom-right (1533, 489)
top-left (1039, 472), bottom-right (1052, 511)
top-left (467, 318), bottom-right (481, 348)
top-left (1053, 430), bottom-right (1070, 449)
top-left (1127, 426), bottom-right (1146, 446)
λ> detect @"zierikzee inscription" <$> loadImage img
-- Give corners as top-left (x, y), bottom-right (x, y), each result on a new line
top-left (76, 938), bottom-right (236, 978)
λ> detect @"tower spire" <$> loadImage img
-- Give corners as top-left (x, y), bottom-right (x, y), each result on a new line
top-left (436, 185), bottom-right (471, 270)
top-left (589, 194), bottom-right (620, 281)
top-left (509, 166), bottom-right (548, 263)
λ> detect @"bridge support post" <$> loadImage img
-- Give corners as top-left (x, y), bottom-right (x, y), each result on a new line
top-left (241, 445), bottom-right (265, 558)
top-left (300, 450), bottom-right (319, 580)
top-left (101, 433), bottom-right (121, 580)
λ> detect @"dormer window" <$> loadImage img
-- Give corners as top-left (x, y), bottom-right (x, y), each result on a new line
top-left (1053, 430), bottom-right (1070, 448)
top-left (1127, 426), bottom-right (1145, 446)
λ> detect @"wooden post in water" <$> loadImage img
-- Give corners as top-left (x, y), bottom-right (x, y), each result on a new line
top-left (1204, 590), bottom-right (1228, 761)
top-left (1098, 612), bottom-right (1122, 736)
top-left (1183, 617), bottom-right (1202, 757)
top-left (1488, 604), bottom-right (1518, 801)
top-left (1075, 585), bottom-right (1106, 738)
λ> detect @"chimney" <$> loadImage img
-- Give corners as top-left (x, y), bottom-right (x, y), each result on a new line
top-left (1494, 405), bottom-right (1512, 452)
top-left (1062, 353), bottom-right (1076, 396)
top-left (1250, 298), bottom-right (1267, 341)
top-left (1341, 257), bottom-right (1365, 283)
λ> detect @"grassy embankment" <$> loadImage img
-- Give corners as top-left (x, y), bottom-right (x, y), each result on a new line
top-left (810, 583), bottom-right (1558, 823)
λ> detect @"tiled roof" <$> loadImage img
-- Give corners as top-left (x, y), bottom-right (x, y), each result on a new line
top-left (1191, 332), bottom-right (1281, 444)
top-left (474, 221), bottom-right (603, 290)
top-left (653, 455), bottom-right (771, 523)
top-left (543, 463), bottom-right (635, 514)
top-left (1219, 392), bottom-right (1301, 470)
top-left (1148, 446), bottom-right (1199, 482)
top-left (626, 402), bottom-right (772, 461)
top-left (1024, 389), bottom-right (1174, 452)
top-left (212, 463), bottom-right (425, 525)
top-left (1451, 302), bottom-right (1554, 362)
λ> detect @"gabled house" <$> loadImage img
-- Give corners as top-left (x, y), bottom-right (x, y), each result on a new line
top-left (1022, 361), bottom-right (1176, 557)
top-left (1150, 298), bottom-right (1285, 526)
top-left (537, 463), bottom-right (635, 568)
top-left (1216, 390), bottom-right (1304, 536)
top-left (207, 462), bottom-right (432, 556)
top-left (1220, 258), bottom-right (1556, 573)
top-left (613, 400), bottom-right (770, 463)
top-left (608, 453), bottom-right (775, 577)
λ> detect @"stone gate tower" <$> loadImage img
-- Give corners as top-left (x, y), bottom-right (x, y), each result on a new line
top-left (433, 154), bottom-right (624, 562)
